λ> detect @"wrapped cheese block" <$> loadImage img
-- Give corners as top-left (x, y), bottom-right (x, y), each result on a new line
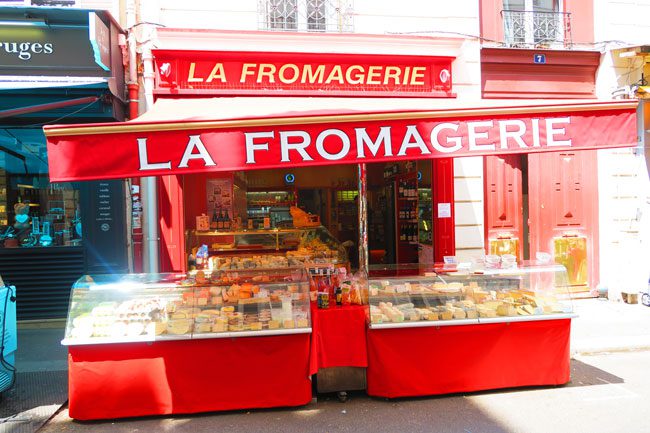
top-left (477, 307), bottom-right (498, 318)
top-left (268, 320), bottom-right (281, 330)
top-left (452, 308), bottom-right (467, 320)
top-left (167, 319), bottom-right (191, 335)
top-left (497, 304), bottom-right (517, 317)
top-left (154, 321), bottom-right (167, 336)
top-left (194, 322), bottom-right (212, 333)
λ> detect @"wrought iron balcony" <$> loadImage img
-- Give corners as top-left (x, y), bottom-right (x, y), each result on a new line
top-left (259, 0), bottom-right (354, 32)
top-left (501, 10), bottom-right (572, 49)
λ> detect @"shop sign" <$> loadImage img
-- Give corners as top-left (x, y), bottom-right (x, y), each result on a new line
top-left (154, 50), bottom-right (454, 97)
top-left (44, 105), bottom-right (637, 182)
top-left (0, 11), bottom-right (111, 76)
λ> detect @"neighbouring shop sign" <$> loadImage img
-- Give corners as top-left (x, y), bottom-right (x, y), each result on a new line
top-left (43, 102), bottom-right (637, 182)
top-left (154, 50), bottom-right (454, 97)
top-left (0, 11), bottom-right (111, 76)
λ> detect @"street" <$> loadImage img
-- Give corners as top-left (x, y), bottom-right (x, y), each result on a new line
top-left (39, 350), bottom-right (650, 433)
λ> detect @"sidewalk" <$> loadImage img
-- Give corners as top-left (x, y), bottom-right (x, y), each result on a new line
top-left (0, 325), bottom-right (68, 433)
top-left (571, 297), bottom-right (650, 354)
top-left (2, 298), bottom-right (649, 432)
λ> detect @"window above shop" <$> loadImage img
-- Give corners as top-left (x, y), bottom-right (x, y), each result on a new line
top-left (259, 0), bottom-right (354, 32)
top-left (501, 0), bottom-right (572, 49)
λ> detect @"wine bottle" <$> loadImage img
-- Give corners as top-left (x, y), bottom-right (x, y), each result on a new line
top-left (210, 207), bottom-right (218, 230)
top-left (216, 209), bottom-right (224, 230)
top-left (223, 209), bottom-right (231, 230)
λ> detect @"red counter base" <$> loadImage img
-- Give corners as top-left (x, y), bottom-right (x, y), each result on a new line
top-left (367, 319), bottom-right (571, 398)
top-left (310, 304), bottom-right (368, 375)
top-left (68, 333), bottom-right (312, 420)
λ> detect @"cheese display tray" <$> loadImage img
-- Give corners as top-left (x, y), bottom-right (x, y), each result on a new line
top-left (62, 269), bottom-right (311, 346)
top-left (367, 262), bottom-right (574, 327)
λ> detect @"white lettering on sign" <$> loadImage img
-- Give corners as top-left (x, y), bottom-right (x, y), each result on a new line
top-left (499, 119), bottom-right (527, 149)
top-left (178, 135), bottom-right (216, 168)
top-left (245, 131), bottom-right (273, 163)
top-left (280, 130), bottom-right (313, 162)
top-left (546, 117), bottom-right (571, 147)
top-left (431, 123), bottom-right (462, 153)
top-left (137, 138), bottom-right (171, 171)
top-left (1, 42), bottom-right (54, 61)
top-left (468, 120), bottom-right (496, 151)
top-left (397, 125), bottom-right (430, 156)
top-left (315, 129), bottom-right (350, 160)
top-left (136, 116), bottom-right (575, 172)
top-left (355, 127), bottom-right (392, 158)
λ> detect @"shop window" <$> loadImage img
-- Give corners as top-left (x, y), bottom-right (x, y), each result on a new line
top-left (259, 0), bottom-right (354, 32)
top-left (501, 0), bottom-right (572, 48)
top-left (0, 131), bottom-right (82, 248)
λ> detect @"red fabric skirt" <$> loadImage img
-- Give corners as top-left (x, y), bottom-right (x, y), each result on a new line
top-left (367, 319), bottom-right (571, 398)
top-left (68, 333), bottom-right (312, 420)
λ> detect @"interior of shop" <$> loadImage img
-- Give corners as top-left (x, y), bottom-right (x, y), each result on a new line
top-left (182, 161), bottom-right (434, 272)
top-left (0, 129), bottom-right (82, 248)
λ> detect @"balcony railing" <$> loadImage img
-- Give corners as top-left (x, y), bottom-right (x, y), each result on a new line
top-left (259, 0), bottom-right (354, 32)
top-left (501, 10), bottom-right (572, 49)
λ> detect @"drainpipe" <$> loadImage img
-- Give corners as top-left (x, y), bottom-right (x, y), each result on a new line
top-left (139, 5), bottom-right (159, 274)
top-left (125, 0), bottom-right (143, 272)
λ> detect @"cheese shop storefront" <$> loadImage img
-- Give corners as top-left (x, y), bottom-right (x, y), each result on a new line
top-left (42, 44), bottom-right (638, 420)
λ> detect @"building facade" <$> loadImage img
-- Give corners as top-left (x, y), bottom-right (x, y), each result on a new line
top-left (0, 6), bottom-right (128, 320)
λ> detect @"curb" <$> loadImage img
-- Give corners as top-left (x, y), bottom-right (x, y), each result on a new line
top-left (572, 344), bottom-right (650, 356)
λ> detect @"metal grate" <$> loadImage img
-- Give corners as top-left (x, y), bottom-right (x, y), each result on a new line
top-left (501, 10), bottom-right (572, 48)
top-left (259, 0), bottom-right (354, 32)
top-left (0, 247), bottom-right (85, 320)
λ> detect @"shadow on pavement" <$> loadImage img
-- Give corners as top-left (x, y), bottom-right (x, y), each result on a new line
top-left (45, 391), bottom-right (517, 433)
top-left (0, 370), bottom-right (68, 433)
top-left (566, 357), bottom-right (624, 387)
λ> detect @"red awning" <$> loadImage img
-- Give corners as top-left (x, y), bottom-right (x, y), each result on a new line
top-left (43, 97), bottom-right (638, 182)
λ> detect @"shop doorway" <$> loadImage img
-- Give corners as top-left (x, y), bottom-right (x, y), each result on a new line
top-left (366, 161), bottom-right (434, 266)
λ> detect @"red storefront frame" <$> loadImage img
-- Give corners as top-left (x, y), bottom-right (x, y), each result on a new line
top-left (44, 97), bottom-right (636, 419)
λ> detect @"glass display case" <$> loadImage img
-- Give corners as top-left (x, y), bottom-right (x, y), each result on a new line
top-left (62, 268), bottom-right (311, 346)
top-left (367, 262), bottom-right (574, 329)
top-left (186, 225), bottom-right (348, 270)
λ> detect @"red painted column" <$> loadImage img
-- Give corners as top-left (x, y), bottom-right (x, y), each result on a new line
top-left (158, 175), bottom-right (186, 272)
top-left (432, 158), bottom-right (455, 262)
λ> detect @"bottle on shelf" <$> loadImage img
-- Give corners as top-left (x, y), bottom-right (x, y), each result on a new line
top-left (223, 209), bottom-right (231, 230)
top-left (210, 207), bottom-right (218, 230)
top-left (216, 208), bottom-right (224, 230)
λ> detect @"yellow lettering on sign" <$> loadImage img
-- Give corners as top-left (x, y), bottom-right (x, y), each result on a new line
top-left (240, 63), bottom-right (257, 82)
top-left (325, 65), bottom-right (344, 84)
top-left (257, 64), bottom-right (277, 83)
top-left (187, 62), bottom-right (203, 83)
top-left (383, 66), bottom-right (401, 85)
top-left (279, 64), bottom-right (300, 84)
top-left (301, 65), bottom-right (326, 84)
top-left (402, 66), bottom-right (411, 85)
top-left (410, 67), bottom-right (426, 85)
top-left (366, 66), bottom-right (382, 85)
top-left (206, 63), bottom-right (226, 83)
top-left (345, 65), bottom-right (365, 85)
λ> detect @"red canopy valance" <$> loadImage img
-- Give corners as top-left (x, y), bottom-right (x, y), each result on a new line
top-left (43, 97), bottom-right (638, 182)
